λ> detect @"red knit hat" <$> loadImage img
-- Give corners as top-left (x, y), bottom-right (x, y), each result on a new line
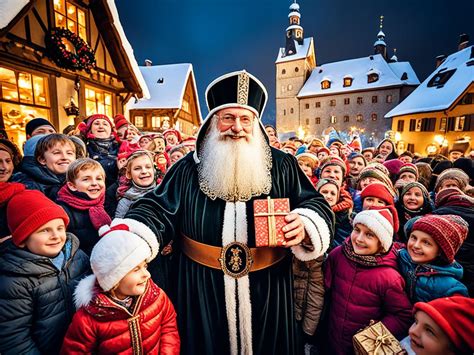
top-left (412, 214), bottom-right (468, 263)
top-left (383, 159), bottom-right (404, 177)
top-left (78, 114), bottom-right (114, 137)
top-left (6, 190), bottom-right (69, 246)
top-left (113, 114), bottom-right (129, 130)
top-left (0, 182), bottom-right (25, 207)
top-left (163, 129), bottom-right (182, 143)
top-left (414, 296), bottom-right (474, 353)
top-left (117, 141), bottom-right (140, 160)
top-left (316, 146), bottom-right (330, 156)
top-left (360, 182), bottom-right (394, 206)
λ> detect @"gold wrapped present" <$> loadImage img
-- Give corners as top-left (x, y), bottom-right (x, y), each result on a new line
top-left (353, 320), bottom-right (406, 355)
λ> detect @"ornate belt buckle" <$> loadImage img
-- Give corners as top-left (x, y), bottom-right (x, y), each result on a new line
top-left (219, 242), bottom-right (253, 278)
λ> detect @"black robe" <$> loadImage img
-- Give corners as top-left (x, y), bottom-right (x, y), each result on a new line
top-left (126, 148), bottom-right (334, 354)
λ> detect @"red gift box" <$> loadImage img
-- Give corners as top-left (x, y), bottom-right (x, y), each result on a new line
top-left (253, 197), bottom-right (290, 247)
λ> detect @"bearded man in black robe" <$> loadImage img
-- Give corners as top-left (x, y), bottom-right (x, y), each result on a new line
top-left (124, 70), bottom-right (334, 354)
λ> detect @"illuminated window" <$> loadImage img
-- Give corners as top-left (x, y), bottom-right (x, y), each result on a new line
top-left (386, 95), bottom-right (393, 103)
top-left (343, 77), bottom-right (353, 87)
top-left (182, 99), bottom-right (190, 113)
top-left (330, 116), bottom-right (336, 124)
top-left (356, 114), bottom-right (363, 122)
top-left (85, 86), bottom-right (113, 118)
top-left (134, 116), bottom-right (144, 128)
top-left (367, 73), bottom-right (379, 83)
top-left (0, 66), bottom-right (51, 147)
top-left (54, 0), bottom-right (87, 41)
top-left (321, 80), bottom-right (331, 89)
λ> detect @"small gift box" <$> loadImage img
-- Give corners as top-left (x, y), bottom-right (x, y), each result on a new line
top-left (253, 197), bottom-right (290, 247)
top-left (353, 320), bottom-right (405, 355)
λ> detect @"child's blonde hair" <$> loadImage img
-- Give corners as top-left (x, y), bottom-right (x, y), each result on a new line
top-left (125, 150), bottom-right (155, 175)
top-left (66, 158), bottom-right (105, 182)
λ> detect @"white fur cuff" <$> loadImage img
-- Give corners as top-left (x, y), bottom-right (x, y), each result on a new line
top-left (291, 208), bottom-right (331, 261)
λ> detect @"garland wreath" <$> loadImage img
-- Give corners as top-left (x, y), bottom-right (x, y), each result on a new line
top-left (45, 27), bottom-right (96, 73)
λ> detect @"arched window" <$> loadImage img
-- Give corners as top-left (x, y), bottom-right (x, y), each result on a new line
top-left (282, 69), bottom-right (286, 75)
top-left (295, 67), bottom-right (299, 72)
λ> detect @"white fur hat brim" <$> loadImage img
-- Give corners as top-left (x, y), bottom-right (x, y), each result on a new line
top-left (353, 210), bottom-right (393, 252)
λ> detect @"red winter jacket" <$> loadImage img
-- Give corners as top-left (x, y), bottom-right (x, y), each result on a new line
top-left (324, 241), bottom-right (412, 354)
top-left (61, 276), bottom-right (179, 354)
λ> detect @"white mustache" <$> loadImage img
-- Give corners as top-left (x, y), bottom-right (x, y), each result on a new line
top-left (220, 130), bottom-right (247, 138)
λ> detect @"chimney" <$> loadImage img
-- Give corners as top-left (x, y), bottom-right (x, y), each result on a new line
top-left (435, 54), bottom-right (446, 68)
top-left (144, 59), bottom-right (153, 66)
top-left (458, 33), bottom-right (469, 51)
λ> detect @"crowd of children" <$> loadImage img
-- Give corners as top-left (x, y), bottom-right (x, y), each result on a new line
top-left (0, 116), bottom-right (472, 354)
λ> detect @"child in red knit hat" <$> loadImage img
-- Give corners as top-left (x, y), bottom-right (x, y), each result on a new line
top-left (56, 158), bottom-right (112, 256)
top-left (397, 214), bottom-right (469, 303)
top-left (0, 189), bottom-right (89, 354)
top-left (401, 296), bottom-right (474, 354)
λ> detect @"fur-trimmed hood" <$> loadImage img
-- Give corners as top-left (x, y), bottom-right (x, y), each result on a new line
top-left (73, 274), bottom-right (101, 309)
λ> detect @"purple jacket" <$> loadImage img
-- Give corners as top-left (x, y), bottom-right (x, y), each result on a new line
top-left (324, 242), bottom-right (413, 354)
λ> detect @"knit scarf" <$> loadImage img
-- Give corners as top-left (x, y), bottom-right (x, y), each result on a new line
top-left (332, 188), bottom-right (354, 213)
top-left (123, 181), bottom-right (156, 201)
top-left (342, 238), bottom-right (378, 267)
top-left (57, 186), bottom-right (111, 230)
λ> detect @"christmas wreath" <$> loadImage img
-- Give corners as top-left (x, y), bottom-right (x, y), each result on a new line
top-left (45, 27), bottom-right (96, 73)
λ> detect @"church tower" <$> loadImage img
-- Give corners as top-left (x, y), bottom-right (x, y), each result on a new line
top-left (275, 1), bottom-right (316, 134)
top-left (373, 15), bottom-right (387, 60)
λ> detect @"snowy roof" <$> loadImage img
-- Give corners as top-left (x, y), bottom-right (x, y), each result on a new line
top-left (377, 30), bottom-right (385, 38)
top-left (297, 54), bottom-right (419, 98)
top-left (386, 45), bottom-right (474, 117)
top-left (388, 61), bottom-right (419, 85)
top-left (286, 24), bottom-right (303, 31)
top-left (106, 0), bottom-right (149, 99)
top-left (0, 0), bottom-right (149, 99)
top-left (374, 40), bottom-right (386, 46)
top-left (128, 63), bottom-right (201, 118)
top-left (0, 0), bottom-right (29, 29)
top-left (276, 37), bottom-right (313, 63)
top-left (288, 11), bottom-right (301, 18)
top-left (289, 3), bottom-right (300, 11)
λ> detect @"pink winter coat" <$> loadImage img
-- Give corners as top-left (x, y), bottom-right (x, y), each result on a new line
top-left (324, 242), bottom-right (412, 354)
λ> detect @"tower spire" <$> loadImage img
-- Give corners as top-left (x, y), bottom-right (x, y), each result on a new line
top-left (284, 1), bottom-right (304, 56)
top-left (373, 15), bottom-right (387, 60)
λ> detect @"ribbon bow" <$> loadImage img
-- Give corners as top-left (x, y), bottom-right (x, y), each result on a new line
top-left (373, 328), bottom-right (393, 355)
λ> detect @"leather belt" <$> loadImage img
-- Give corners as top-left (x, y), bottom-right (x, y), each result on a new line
top-left (181, 234), bottom-right (288, 278)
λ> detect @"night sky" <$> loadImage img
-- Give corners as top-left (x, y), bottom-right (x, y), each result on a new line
top-left (116, 0), bottom-right (474, 125)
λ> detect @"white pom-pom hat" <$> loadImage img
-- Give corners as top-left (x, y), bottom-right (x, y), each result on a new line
top-left (90, 218), bottom-right (159, 292)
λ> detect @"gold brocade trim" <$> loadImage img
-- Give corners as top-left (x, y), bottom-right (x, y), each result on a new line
top-left (237, 72), bottom-right (250, 105)
top-left (128, 315), bottom-right (143, 355)
top-left (254, 197), bottom-right (287, 247)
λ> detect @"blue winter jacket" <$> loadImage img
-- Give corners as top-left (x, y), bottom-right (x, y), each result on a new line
top-left (397, 248), bottom-right (469, 303)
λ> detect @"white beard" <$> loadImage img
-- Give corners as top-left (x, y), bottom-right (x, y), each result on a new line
top-left (197, 117), bottom-right (272, 202)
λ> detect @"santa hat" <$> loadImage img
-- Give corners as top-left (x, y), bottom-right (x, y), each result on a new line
top-left (412, 214), bottom-right (468, 263)
top-left (163, 129), bottom-right (182, 143)
top-left (91, 218), bottom-right (159, 292)
top-left (360, 183), bottom-right (394, 206)
top-left (320, 156), bottom-right (347, 177)
top-left (78, 114), bottom-right (114, 137)
top-left (398, 163), bottom-right (419, 179)
top-left (113, 114), bottom-right (129, 130)
top-left (434, 168), bottom-right (469, 192)
top-left (353, 206), bottom-right (397, 252)
top-left (414, 296), bottom-right (474, 353)
top-left (117, 141), bottom-right (140, 160)
top-left (6, 190), bottom-right (69, 246)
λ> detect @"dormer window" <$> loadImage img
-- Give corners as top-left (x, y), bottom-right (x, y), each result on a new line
top-left (321, 79), bottom-right (331, 90)
top-left (343, 76), bottom-right (353, 87)
top-left (427, 69), bottom-right (456, 88)
top-left (367, 73), bottom-right (379, 83)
